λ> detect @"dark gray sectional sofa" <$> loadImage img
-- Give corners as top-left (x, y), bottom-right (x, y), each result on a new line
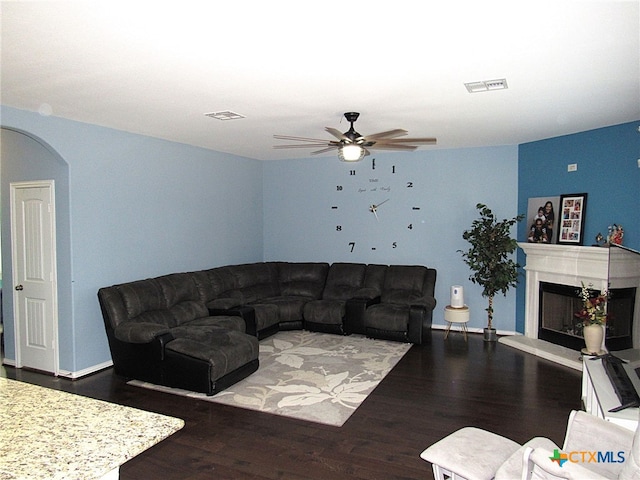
top-left (98, 262), bottom-right (436, 395)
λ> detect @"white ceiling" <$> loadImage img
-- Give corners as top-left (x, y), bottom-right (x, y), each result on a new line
top-left (2, 1), bottom-right (639, 161)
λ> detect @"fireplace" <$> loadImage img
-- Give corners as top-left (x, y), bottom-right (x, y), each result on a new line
top-left (518, 243), bottom-right (640, 353)
top-left (538, 281), bottom-right (635, 351)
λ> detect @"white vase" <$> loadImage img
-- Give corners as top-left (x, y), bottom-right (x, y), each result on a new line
top-left (583, 324), bottom-right (604, 355)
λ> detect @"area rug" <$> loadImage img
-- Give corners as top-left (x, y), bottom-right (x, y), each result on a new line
top-left (128, 330), bottom-right (411, 426)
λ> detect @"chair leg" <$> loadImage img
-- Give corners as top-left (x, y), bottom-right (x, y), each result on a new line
top-left (445, 321), bottom-right (468, 341)
top-left (432, 464), bottom-right (468, 480)
top-left (444, 322), bottom-right (453, 339)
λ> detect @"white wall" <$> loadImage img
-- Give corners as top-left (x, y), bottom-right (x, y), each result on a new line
top-left (263, 146), bottom-right (520, 332)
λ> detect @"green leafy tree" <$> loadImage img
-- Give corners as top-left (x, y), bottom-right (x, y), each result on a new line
top-left (459, 204), bottom-right (524, 331)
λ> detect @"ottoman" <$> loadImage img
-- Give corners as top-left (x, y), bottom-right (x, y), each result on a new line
top-left (163, 326), bottom-right (260, 395)
top-left (420, 427), bottom-right (520, 480)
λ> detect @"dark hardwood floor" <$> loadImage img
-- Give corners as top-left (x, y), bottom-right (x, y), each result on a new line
top-left (2, 330), bottom-right (583, 480)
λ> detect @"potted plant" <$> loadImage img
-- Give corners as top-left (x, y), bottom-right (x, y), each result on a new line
top-left (459, 203), bottom-right (524, 341)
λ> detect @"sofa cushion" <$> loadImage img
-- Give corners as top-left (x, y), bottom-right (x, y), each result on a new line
top-left (156, 273), bottom-right (209, 325)
top-left (118, 279), bottom-right (167, 320)
top-left (252, 296), bottom-right (309, 323)
top-left (303, 299), bottom-right (345, 325)
top-left (278, 262), bottom-right (329, 298)
top-left (191, 267), bottom-right (237, 304)
top-left (207, 266), bottom-right (237, 296)
top-left (320, 263), bottom-right (367, 301)
top-left (207, 295), bottom-right (243, 310)
top-left (365, 304), bottom-right (410, 331)
top-left (381, 266), bottom-right (427, 304)
top-left (235, 285), bottom-right (281, 304)
top-left (113, 321), bottom-right (171, 343)
top-left (233, 263), bottom-right (279, 290)
top-left (364, 264), bottom-right (387, 294)
top-left (183, 315), bottom-right (246, 333)
top-left (248, 303), bottom-right (280, 331)
top-left (204, 263), bottom-right (279, 305)
top-left (165, 327), bottom-right (259, 382)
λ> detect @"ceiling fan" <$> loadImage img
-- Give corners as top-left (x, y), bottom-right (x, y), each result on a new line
top-left (273, 112), bottom-right (437, 162)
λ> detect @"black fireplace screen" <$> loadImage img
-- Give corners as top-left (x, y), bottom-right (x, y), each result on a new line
top-left (538, 282), bottom-right (635, 351)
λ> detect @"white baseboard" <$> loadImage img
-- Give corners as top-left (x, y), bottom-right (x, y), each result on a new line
top-left (58, 360), bottom-right (113, 379)
top-left (431, 323), bottom-right (519, 337)
top-left (2, 357), bottom-right (113, 379)
top-left (2, 357), bottom-right (17, 367)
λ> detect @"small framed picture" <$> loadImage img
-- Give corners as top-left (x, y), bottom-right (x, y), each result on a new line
top-left (558, 193), bottom-right (588, 245)
top-left (526, 196), bottom-right (559, 244)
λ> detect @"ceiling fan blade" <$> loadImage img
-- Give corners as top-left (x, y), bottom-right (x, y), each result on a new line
top-left (377, 137), bottom-right (437, 145)
top-left (369, 144), bottom-right (418, 151)
top-left (274, 135), bottom-right (331, 143)
top-left (363, 129), bottom-right (408, 140)
top-left (325, 127), bottom-right (349, 142)
top-left (311, 146), bottom-right (340, 155)
top-left (273, 143), bottom-right (334, 149)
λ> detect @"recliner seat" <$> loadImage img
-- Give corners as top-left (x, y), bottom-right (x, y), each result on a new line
top-left (363, 265), bottom-right (437, 344)
top-left (304, 263), bottom-right (386, 335)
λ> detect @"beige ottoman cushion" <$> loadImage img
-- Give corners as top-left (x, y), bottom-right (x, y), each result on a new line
top-left (420, 427), bottom-right (520, 480)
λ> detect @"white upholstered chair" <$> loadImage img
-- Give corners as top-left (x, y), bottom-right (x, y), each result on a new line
top-left (421, 410), bottom-right (640, 480)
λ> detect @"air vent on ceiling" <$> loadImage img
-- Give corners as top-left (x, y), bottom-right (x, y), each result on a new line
top-left (464, 78), bottom-right (508, 93)
top-left (204, 110), bottom-right (246, 121)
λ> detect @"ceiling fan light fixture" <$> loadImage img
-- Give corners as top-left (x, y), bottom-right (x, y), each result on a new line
top-left (338, 144), bottom-right (365, 162)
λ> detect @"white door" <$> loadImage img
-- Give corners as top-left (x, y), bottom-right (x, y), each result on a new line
top-left (10, 181), bottom-right (58, 374)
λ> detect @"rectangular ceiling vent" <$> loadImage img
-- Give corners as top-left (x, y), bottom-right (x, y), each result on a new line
top-left (464, 78), bottom-right (508, 93)
top-left (204, 110), bottom-right (246, 121)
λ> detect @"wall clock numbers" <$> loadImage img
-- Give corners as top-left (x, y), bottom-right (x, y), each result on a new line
top-left (332, 158), bottom-right (423, 253)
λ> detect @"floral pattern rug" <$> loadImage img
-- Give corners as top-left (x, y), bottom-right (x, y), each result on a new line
top-left (128, 330), bottom-right (411, 427)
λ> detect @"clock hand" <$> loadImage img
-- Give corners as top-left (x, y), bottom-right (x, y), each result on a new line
top-left (374, 198), bottom-right (390, 209)
top-left (369, 204), bottom-right (379, 220)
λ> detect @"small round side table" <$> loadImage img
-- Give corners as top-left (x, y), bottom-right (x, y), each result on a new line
top-left (444, 305), bottom-right (470, 341)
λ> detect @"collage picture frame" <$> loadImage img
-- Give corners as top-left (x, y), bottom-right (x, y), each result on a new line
top-left (558, 193), bottom-right (588, 245)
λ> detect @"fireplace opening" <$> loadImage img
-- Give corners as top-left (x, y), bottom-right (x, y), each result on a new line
top-left (538, 281), bottom-right (635, 351)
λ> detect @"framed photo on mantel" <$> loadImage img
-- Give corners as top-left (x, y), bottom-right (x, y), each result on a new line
top-left (558, 193), bottom-right (588, 245)
top-left (526, 196), bottom-right (559, 244)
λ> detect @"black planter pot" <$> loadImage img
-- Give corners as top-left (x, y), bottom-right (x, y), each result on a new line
top-left (483, 327), bottom-right (497, 342)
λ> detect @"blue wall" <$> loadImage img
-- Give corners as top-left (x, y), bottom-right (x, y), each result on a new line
top-left (1, 106), bottom-right (264, 374)
top-left (263, 146), bottom-right (520, 333)
top-left (516, 121), bottom-right (640, 333)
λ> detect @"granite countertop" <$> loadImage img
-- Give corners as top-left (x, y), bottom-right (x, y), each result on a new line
top-left (0, 377), bottom-right (184, 479)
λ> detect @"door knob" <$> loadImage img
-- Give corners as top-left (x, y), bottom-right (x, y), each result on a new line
top-left (15, 285), bottom-right (23, 291)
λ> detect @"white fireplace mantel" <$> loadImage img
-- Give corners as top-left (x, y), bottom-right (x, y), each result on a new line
top-left (518, 242), bottom-right (640, 349)
top-left (519, 243), bottom-right (610, 291)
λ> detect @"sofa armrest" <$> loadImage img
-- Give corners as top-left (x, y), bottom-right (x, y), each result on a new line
top-left (113, 321), bottom-right (172, 344)
top-left (408, 304), bottom-right (434, 344)
top-left (345, 296), bottom-right (380, 335)
top-left (410, 295), bottom-right (437, 311)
